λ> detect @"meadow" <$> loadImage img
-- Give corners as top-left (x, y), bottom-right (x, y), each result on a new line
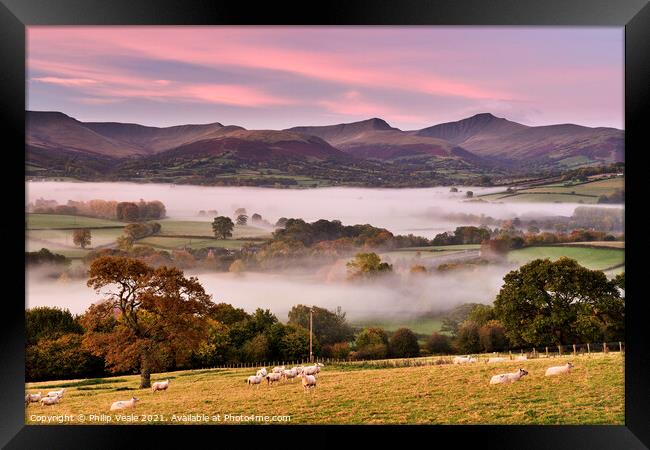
top-left (507, 246), bottom-right (624, 271)
top-left (24, 353), bottom-right (623, 425)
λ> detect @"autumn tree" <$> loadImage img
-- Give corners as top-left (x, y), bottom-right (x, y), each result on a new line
top-left (494, 257), bottom-right (624, 346)
top-left (212, 216), bottom-right (234, 240)
top-left (72, 229), bottom-right (91, 249)
top-left (389, 328), bottom-right (420, 358)
top-left (346, 252), bottom-right (392, 280)
top-left (83, 256), bottom-right (213, 388)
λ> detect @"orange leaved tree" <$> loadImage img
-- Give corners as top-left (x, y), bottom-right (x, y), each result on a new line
top-left (83, 256), bottom-right (212, 388)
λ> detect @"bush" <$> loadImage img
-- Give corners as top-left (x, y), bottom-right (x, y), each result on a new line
top-left (389, 328), bottom-right (420, 358)
top-left (26, 334), bottom-right (105, 381)
top-left (426, 332), bottom-right (452, 354)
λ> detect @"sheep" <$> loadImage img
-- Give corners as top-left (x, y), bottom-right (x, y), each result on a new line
top-left (110, 397), bottom-right (139, 411)
top-left (151, 379), bottom-right (170, 393)
top-left (545, 362), bottom-right (574, 377)
top-left (40, 394), bottom-right (62, 406)
top-left (300, 373), bottom-right (317, 392)
top-left (247, 375), bottom-right (263, 388)
top-left (256, 367), bottom-right (268, 377)
top-left (301, 365), bottom-right (320, 375)
top-left (25, 392), bottom-right (42, 405)
top-left (487, 357), bottom-right (508, 363)
top-left (272, 366), bottom-right (285, 373)
top-left (453, 356), bottom-right (477, 364)
top-left (47, 388), bottom-right (65, 398)
top-left (489, 368), bottom-right (529, 385)
top-left (282, 368), bottom-right (298, 381)
top-left (266, 372), bottom-right (283, 385)
top-left (293, 366), bottom-right (304, 375)
top-left (515, 355), bottom-right (528, 361)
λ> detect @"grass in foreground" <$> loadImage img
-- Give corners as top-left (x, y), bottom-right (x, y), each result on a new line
top-left (25, 353), bottom-right (623, 425)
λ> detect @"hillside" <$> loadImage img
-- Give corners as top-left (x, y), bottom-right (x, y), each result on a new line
top-left (24, 353), bottom-right (623, 425)
top-left (416, 113), bottom-right (623, 165)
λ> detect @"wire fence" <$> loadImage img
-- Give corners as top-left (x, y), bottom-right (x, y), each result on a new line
top-left (207, 341), bottom-right (624, 371)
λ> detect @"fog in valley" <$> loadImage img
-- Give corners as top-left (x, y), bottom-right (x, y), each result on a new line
top-left (26, 181), bottom-right (623, 322)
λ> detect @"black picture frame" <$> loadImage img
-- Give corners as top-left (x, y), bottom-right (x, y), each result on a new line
top-left (1, 0), bottom-right (648, 447)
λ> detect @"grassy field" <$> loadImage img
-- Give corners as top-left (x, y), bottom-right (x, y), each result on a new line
top-left (508, 246), bottom-right (624, 271)
top-left (352, 317), bottom-right (444, 336)
top-left (158, 220), bottom-right (272, 239)
top-left (136, 236), bottom-right (255, 250)
top-left (559, 241), bottom-right (624, 249)
top-left (27, 214), bottom-right (125, 229)
top-left (24, 353), bottom-right (623, 425)
top-left (479, 177), bottom-right (623, 204)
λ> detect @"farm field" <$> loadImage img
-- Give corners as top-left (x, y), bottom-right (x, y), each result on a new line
top-left (478, 177), bottom-right (623, 203)
top-left (136, 236), bottom-right (255, 250)
top-left (352, 317), bottom-right (444, 336)
top-left (559, 241), bottom-right (625, 249)
top-left (158, 220), bottom-right (272, 239)
top-left (507, 246), bottom-right (624, 271)
top-left (24, 353), bottom-right (623, 425)
top-left (27, 214), bottom-right (125, 230)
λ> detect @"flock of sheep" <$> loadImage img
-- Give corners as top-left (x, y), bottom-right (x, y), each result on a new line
top-left (451, 355), bottom-right (575, 385)
top-left (246, 363), bottom-right (325, 392)
top-left (25, 358), bottom-right (575, 414)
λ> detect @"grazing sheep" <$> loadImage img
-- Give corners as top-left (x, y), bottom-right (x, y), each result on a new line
top-left (47, 388), bottom-right (65, 398)
top-left (545, 362), bottom-right (574, 377)
top-left (487, 357), bottom-right (508, 363)
top-left (266, 372), bottom-right (283, 385)
top-left (490, 368), bottom-right (529, 385)
top-left (247, 375), bottom-right (263, 388)
top-left (40, 394), bottom-right (62, 406)
top-left (282, 368), bottom-right (298, 381)
top-left (301, 365), bottom-right (320, 375)
top-left (300, 373), bottom-right (317, 392)
top-left (515, 355), bottom-right (528, 361)
top-left (110, 397), bottom-right (139, 411)
top-left (25, 392), bottom-right (42, 405)
top-left (272, 366), bottom-right (285, 373)
top-left (293, 366), bottom-right (304, 375)
top-left (453, 356), bottom-right (477, 364)
top-left (151, 379), bottom-right (170, 393)
top-left (257, 367), bottom-right (268, 377)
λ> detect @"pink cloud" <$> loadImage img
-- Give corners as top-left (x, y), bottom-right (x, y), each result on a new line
top-left (32, 77), bottom-right (98, 87)
top-left (318, 91), bottom-right (429, 126)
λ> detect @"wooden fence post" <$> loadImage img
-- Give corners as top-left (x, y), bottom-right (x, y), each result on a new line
top-left (558, 345), bottom-right (562, 356)
top-left (619, 341), bottom-right (623, 353)
top-left (573, 344), bottom-right (576, 357)
top-left (587, 343), bottom-right (590, 354)
top-left (545, 347), bottom-right (548, 357)
top-left (509, 350), bottom-right (512, 360)
top-left (603, 342), bottom-right (608, 353)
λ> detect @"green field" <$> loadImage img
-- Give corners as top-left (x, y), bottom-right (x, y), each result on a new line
top-left (382, 244), bottom-right (480, 260)
top-left (27, 214), bottom-right (125, 229)
top-left (137, 236), bottom-right (255, 250)
top-left (24, 353), bottom-right (623, 425)
top-left (508, 246), bottom-right (624, 271)
top-left (352, 317), bottom-right (444, 336)
top-left (159, 220), bottom-right (272, 239)
top-left (479, 177), bottom-right (624, 203)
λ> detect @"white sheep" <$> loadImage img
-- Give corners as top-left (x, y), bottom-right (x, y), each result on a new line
top-left (515, 355), bottom-right (528, 361)
top-left (266, 372), bottom-right (283, 385)
top-left (282, 368), bottom-right (298, 381)
top-left (151, 379), bottom-right (170, 393)
top-left (453, 356), bottom-right (477, 364)
top-left (487, 357), bottom-right (508, 363)
top-left (25, 392), bottom-right (42, 405)
top-left (257, 367), bottom-right (268, 377)
top-left (545, 362), bottom-right (574, 377)
top-left (40, 394), bottom-right (62, 406)
top-left (489, 368), bottom-right (529, 385)
top-left (301, 365), bottom-right (320, 375)
top-left (293, 366), bottom-right (304, 375)
top-left (110, 397), bottom-right (139, 411)
top-left (47, 388), bottom-right (65, 398)
top-left (272, 366), bottom-right (285, 373)
top-left (300, 373), bottom-right (317, 392)
top-left (247, 375), bottom-right (263, 388)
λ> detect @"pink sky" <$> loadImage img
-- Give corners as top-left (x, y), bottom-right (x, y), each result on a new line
top-left (27, 27), bottom-right (624, 130)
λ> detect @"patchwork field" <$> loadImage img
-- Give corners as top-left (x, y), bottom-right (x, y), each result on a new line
top-left (136, 236), bottom-right (255, 250)
top-left (158, 220), bottom-right (273, 239)
top-left (479, 177), bottom-right (624, 203)
top-left (507, 246), bottom-right (624, 271)
top-left (24, 353), bottom-right (623, 425)
top-left (27, 214), bottom-right (125, 229)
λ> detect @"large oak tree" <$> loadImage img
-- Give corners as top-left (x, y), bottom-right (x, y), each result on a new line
top-left (83, 256), bottom-right (212, 388)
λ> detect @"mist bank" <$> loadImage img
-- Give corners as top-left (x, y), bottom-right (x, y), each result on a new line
top-left (26, 182), bottom-right (622, 238)
top-left (26, 261), bottom-right (516, 321)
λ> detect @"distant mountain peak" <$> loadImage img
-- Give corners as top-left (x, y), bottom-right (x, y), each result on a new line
top-left (360, 117), bottom-right (394, 130)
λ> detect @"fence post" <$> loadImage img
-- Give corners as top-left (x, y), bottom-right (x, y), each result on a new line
top-left (509, 350), bottom-right (512, 360)
top-left (587, 343), bottom-right (590, 355)
top-left (573, 344), bottom-right (576, 357)
top-left (545, 347), bottom-right (548, 357)
top-left (558, 345), bottom-right (562, 356)
top-left (603, 342), bottom-right (608, 354)
top-left (619, 341), bottom-right (623, 353)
